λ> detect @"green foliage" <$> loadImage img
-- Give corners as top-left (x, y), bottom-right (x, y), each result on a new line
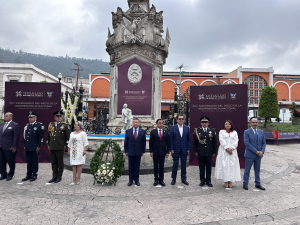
top-left (0, 47), bottom-right (110, 78)
top-left (248, 122), bottom-right (300, 132)
top-left (90, 139), bottom-right (125, 186)
top-left (258, 86), bottom-right (279, 127)
top-left (40, 80), bottom-right (47, 83)
top-left (288, 102), bottom-right (300, 125)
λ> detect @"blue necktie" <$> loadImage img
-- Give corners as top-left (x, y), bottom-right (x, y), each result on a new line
top-left (255, 129), bottom-right (258, 142)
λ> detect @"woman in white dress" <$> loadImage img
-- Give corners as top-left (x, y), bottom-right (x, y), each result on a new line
top-left (215, 120), bottom-right (241, 188)
top-left (68, 121), bottom-right (89, 185)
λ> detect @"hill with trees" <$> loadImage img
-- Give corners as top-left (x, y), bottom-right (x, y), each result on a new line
top-left (0, 47), bottom-right (110, 78)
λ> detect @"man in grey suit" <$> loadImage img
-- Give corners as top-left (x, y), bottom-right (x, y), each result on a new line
top-left (0, 112), bottom-right (20, 181)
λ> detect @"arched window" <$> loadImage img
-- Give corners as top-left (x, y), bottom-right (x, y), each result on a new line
top-left (243, 75), bottom-right (267, 104)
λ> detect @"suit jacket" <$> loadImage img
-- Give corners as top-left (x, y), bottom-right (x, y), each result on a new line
top-left (149, 128), bottom-right (170, 156)
top-left (0, 121), bottom-right (20, 150)
top-left (169, 124), bottom-right (191, 154)
top-left (244, 128), bottom-right (266, 159)
top-left (47, 122), bottom-right (71, 151)
top-left (23, 122), bottom-right (44, 151)
top-left (193, 127), bottom-right (217, 156)
top-left (124, 127), bottom-right (146, 156)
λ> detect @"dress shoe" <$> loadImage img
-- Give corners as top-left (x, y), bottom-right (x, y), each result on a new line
top-left (199, 182), bottom-right (205, 186)
top-left (207, 183), bottom-right (213, 187)
top-left (127, 181), bottom-right (133, 186)
top-left (182, 180), bottom-right (189, 185)
top-left (171, 179), bottom-right (176, 185)
top-left (153, 181), bottom-right (159, 186)
top-left (0, 175), bottom-right (7, 180)
top-left (54, 178), bottom-right (62, 183)
top-left (6, 177), bottom-right (12, 181)
top-left (135, 181), bottom-right (140, 186)
top-left (48, 177), bottom-right (57, 183)
top-left (22, 175), bottom-right (32, 181)
top-left (255, 185), bottom-right (266, 190)
top-left (30, 175), bottom-right (37, 182)
top-left (159, 181), bottom-right (166, 186)
top-left (243, 183), bottom-right (248, 190)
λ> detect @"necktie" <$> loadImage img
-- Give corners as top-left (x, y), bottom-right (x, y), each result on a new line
top-left (204, 128), bottom-right (207, 135)
top-left (159, 129), bottom-right (162, 141)
top-left (255, 129), bottom-right (258, 141)
top-left (134, 128), bottom-right (137, 140)
top-left (2, 123), bottom-right (7, 133)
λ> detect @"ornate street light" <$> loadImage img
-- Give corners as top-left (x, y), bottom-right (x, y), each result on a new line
top-left (58, 73), bottom-right (62, 83)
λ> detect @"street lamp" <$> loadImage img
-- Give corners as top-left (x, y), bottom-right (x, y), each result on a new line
top-left (58, 73), bottom-right (62, 83)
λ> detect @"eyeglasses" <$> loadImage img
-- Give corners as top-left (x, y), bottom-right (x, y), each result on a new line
top-left (178, 118), bottom-right (184, 120)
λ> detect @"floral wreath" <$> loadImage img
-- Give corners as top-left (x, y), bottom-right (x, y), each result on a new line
top-left (61, 92), bottom-right (80, 126)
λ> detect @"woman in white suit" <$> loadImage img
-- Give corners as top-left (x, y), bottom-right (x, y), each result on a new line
top-left (215, 120), bottom-right (241, 188)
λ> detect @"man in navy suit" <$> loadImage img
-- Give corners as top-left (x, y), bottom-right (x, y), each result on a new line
top-left (149, 119), bottom-right (170, 186)
top-left (0, 112), bottom-right (20, 181)
top-left (243, 117), bottom-right (266, 190)
top-left (169, 114), bottom-right (191, 185)
top-left (124, 118), bottom-right (146, 186)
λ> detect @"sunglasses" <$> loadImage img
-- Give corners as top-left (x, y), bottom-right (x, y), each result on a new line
top-left (178, 118), bottom-right (184, 120)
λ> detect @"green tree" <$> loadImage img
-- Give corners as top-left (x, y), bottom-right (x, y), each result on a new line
top-left (258, 86), bottom-right (279, 128)
top-left (289, 102), bottom-right (299, 125)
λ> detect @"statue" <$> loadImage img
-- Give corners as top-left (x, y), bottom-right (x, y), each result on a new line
top-left (123, 16), bottom-right (148, 44)
top-left (121, 104), bottom-right (133, 133)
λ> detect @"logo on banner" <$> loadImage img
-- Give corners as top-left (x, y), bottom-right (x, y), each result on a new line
top-left (198, 94), bottom-right (205, 100)
top-left (230, 93), bottom-right (237, 100)
top-left (128, 64), bottom-right (142, 85)
top-left (142, 90), bottom-right (145, 94)
top-left (198, 93), bottom-right (226, 100)
top-left (15, 91), bottom-right (22, 97)
top-left (125, 90), bottom-right (129, 94)
top-left (47, 92), bottom-right (53, 98)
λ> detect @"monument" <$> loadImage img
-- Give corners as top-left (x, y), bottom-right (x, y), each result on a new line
top-left (106, 0), bottom-right (171, 128)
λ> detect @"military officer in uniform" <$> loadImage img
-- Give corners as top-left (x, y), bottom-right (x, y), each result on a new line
top-left (22, 111), bottom-right (44, 182)
top-left (193, 116), bottom-right (217, 187)
top-left (47, 110), bottom-right (71, 183)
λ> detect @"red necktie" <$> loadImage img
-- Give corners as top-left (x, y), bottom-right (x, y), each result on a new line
top-left (134, 128), bottom-right (137, 140)
top-left (159, 129), bottom-right (162, 141)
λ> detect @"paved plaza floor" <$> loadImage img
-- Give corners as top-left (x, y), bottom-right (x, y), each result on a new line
top-left (1, 144), bottom-right (300, 225)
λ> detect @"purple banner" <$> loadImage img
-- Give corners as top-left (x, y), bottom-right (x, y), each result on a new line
top-left (190, 84), bottom-right (248, 168)
top-left (118, 58), bottom-right (152, 115)
top-left (265, 132), bottom-right (300, 139)
top-left (4, 82), bottom-right (61, 163)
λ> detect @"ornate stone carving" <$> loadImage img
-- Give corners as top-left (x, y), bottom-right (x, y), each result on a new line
top-left (128, 64), bottom-right (142, 85)
top-left (123, 16), bottom-right (148, 44)
top-left (126, 3), bottom-right (146, 14)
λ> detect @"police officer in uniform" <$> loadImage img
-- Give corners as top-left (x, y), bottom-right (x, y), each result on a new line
top-left (47, 110), bottom-right (71, 183)
top-left (193, 116), bottom-right (217, 187)
top-left (22, 111), bottom-right (44, 182)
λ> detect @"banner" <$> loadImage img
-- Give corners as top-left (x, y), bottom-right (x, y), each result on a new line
top-left (118, 58), bottom-right (152, 115)
top-left (190, 84), bottom-right (248, 168)
top-left (4, 82), bottom-right (61, 163)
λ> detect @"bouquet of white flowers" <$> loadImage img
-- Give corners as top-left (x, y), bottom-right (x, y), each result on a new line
top-left (94, 161), bottom-right (116, 185)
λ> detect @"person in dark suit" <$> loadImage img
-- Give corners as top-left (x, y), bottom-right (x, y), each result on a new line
top-left (22, 111), bottom-right (44, 182)
top-left (47, 110), bottom-right (71, 183)
top-left (169, 114), bottom-right (191, 186)
top-left (124, 118), bottom-right (146, 187)
top-left (149, 119), bottom-right (170, 186)
top-left (243, 117), bottom-right (266, 191)
top-left (193, 116), bottom-right (217, 187)
top-left (0, 112), bottom-right (20, 181)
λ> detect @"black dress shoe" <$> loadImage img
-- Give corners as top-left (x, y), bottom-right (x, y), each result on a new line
top-left (22, 175), bottom-right (32, 181)
top-left (255, 185), bottom-right (266, 190)
top-left (171, 179), bottom-right (176, 185)
top-left (243, 183), bottom-right (248, 190)
top-left (207, 183), bottom-right (213, 187)
top-left (159, 181), bottom-right (166, 186)
top-left (182, 180), bottom-right (189, 185)
top-left (153, 181), bottom-right (159, 186)
top-left (30, 175), bottom-right (37, 182)
top-left (6, 177), bottom-right (12, 181)
top-left (54, 178), bottom-right (62, 183)
top-left (135, 181), bottom-right (140, 186)
top-left (127, 181), bottom-right (133, 186)
top-left (0, 176), bottom-right (7, 180)
top-left (199, 182), bottom-right (205, 186)
top-left (49, 177), bottom-right (57, 183)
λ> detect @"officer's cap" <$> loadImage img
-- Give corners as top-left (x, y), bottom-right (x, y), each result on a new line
top-left (53, 110), bottom-right (64, 116)
top-left (200, 116), bottom-right (210, 122)
top-left (28, 111), bottom-right (38, 117)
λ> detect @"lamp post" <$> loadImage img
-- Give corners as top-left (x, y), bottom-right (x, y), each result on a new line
top-left (58, 73), bottom-right (62, 83)
top-left (228, 79), bottom-right (232, 85)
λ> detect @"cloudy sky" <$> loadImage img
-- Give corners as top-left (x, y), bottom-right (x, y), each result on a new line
top-left (1, 0), bottom-right (300, 74)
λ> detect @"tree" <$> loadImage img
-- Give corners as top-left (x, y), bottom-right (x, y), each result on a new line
top-left (258, 86), bottom-right (279, 128)
top-left (289, 102), bottom-right (299, 125)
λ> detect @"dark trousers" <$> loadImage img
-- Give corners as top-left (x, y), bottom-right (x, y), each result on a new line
top-left (0, 148), bottom-right (16, 177)
top-left (243, 157), bottom-right (261, 185)
top-left (128, 155), bottom-right (141, 182)
top-left (153, 155), bottom-right (165, 182)
top-left (25, 151), bottom-right (39, 176)
top-left (50, 150), bottom-right (64, 179)
top-left (198, 155), bottom-right (212, 184)
top-left (171, 149), bottom-right (187, 181)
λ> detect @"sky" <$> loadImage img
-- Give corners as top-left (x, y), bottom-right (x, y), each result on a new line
top-left (1, 0), bottom-right (300, 74)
